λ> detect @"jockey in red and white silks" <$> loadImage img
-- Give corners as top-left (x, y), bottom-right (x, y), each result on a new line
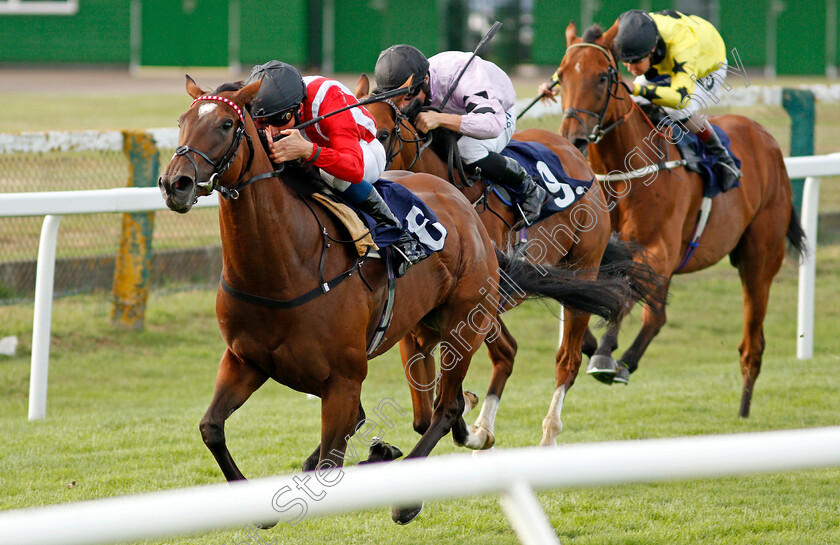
top-left (299, 76), bottom-right (386, 192)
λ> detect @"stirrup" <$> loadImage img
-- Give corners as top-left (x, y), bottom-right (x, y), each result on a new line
top-left (715, 162), bottom-right (742, 191)
top-left (391, 234), bottom-right (427, 277)
top-left (516, 184), bottom-right (547, 226)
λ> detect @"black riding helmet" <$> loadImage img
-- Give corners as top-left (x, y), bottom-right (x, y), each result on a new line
top-left (374, 44), bottom-right (429, 96)
top-left (614, 10), bottom-right (660, 63)
top-left (245, 60), bottom-right (306, 124)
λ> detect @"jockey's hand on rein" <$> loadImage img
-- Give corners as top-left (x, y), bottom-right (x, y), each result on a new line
top-left (266, 128), bottom-right (312, 164)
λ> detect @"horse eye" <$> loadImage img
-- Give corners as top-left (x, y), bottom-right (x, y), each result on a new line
top-left (599, 74), bottom-right (609, 83)
top-left (223, 120), bottom-right (234, 130)
top-left (377, 129), bottom-right (390, 142)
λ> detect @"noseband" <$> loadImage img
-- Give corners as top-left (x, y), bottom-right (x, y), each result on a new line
top-left (562, 42), bottom-right (633, 144)
top-left (175, 94), bottom-right (278, 201)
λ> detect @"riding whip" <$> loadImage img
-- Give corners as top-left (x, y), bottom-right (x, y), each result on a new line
top-left (438, 20), bottom-right (503, 110)
top-left (291, 81), bottom-right (413, 131)
top-left (517, 79), bottom-right (558, 120)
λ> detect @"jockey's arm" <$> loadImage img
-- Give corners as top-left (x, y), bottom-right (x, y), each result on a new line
top-left (309, 118), bottom-right (366, 183)
top-left (414, 111), bottom-right (462, 133)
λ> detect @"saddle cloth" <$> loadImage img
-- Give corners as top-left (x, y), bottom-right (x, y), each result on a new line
top-left (638, 102), bottom-right (742, 198)
top-left (324, 179), bottom-right (448, 258)
top-left (498, 140), bottom-right (593, 222)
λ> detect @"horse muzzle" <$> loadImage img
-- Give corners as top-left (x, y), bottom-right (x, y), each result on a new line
top-left (158, 173), bottom-right (198, 213)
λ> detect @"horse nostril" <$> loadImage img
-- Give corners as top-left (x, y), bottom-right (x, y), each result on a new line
top-left (173, 175), bottom-right (193, 193)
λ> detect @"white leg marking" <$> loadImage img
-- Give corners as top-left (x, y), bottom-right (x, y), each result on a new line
top-left (473, 394), bottom-right (500, 433)
top-left (540, 385), bottom-right (566, 447)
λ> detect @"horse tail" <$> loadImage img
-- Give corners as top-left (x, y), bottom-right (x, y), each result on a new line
top-left (493, 246), bottom-right (630, 323)
top-left (598, 233), bottom-right (668, 310)
top-left (786, 205), bottom-right (808, 260)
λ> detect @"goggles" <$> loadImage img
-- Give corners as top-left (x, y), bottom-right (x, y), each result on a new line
top-left (253, 108), bottom-right (296, 129)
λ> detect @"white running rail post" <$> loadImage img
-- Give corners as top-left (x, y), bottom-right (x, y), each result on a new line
top-left (797, 176), bottom-right (821, 359)
top-left (28, 215), bottom-right (62, 420)
top-left (500, 481), bottom-right (562, 545)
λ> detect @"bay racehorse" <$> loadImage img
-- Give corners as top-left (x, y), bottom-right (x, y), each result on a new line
top-left (355, 75), bottom-right (662, 445)
top-left (556, 22), bottom-right (806, 417)
top-left (158, 76), bottom-right (634, 524)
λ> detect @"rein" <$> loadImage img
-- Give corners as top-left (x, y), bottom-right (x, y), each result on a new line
top-left (562, 43), bottom-right (634, 144)
top-left (381, 99), bottom-right (475, 189)
top-left (175, 95), bottom-right (283, 200)
top-left (381, 98), bottom-right (432, 171)
top-left (180, 93), bottom-right (373, 310)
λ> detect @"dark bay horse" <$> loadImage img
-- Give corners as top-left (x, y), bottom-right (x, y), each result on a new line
top-left (158, 76), bottom-right (634, 524)
top-left (355, 74), bottom-right (660, 445)
top-left (556, 22), bottom-right (806, 417)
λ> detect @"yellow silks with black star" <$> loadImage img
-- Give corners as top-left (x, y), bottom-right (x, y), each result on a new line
top-left (633, 11), bottom-right (727, 110)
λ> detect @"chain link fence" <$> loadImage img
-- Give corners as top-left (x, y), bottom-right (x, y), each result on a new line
top-left (0, 130), bottom-right (220, 305)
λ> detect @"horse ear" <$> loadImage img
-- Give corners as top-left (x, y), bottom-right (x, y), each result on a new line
top-left (565, 22), bottom-right (579, 46)
top-left (400, 74), bottom-right (414, 90)
top-left (599, 20), bottom-right (619, 47)
top-left (355, 74), bottom-right (370, 99)
top-left (185, 75), bottom-right (204, 99)
top-left (235, 79), bottom-right (262, 108)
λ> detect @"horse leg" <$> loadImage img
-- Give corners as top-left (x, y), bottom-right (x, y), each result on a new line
top-left (392, 315), bottom-right (488, 525)
top-left (471, 316), bottom-right (518, 444)
top-left (199, 349), bottom-right (268, 482)
top-left (613, 276), bottom-right (670, 383)
top-left (399, 331), bottom-right (438, 435)
top-left (541, 310), bottom-right (590, 446)
top-left (582, 326), bottom-right (598, 358)
top-left (317, 376), bottom-right (364, 468)
top-left (302, 401), bottom-right (366, 471)
top-left (587, 321), bottom-right (621, 383)
top-left (731, 221), bottom-right (786, 418)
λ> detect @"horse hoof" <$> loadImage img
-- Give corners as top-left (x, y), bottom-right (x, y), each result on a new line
top-left (361, 437), bottom-right (403, 464)
top-left (391, 502), bottom-right (424, 525)
top-left (463, 390), bottom-right (479, 415)
top-left (482, 428), bottom-right (495, 449)
top-left (612, 363), bottom-right (630, 385)
top-left (467, 424), bottom-right (495, 449)
top-left (587, 355), bottom-right (618, 384)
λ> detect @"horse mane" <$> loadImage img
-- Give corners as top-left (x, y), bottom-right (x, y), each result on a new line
top-left (215, 81), bottom-right (244, 93)
top-left (582, 24), bottom-right (603, 43)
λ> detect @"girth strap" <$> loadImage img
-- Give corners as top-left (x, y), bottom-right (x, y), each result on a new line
top-left (366, 251), bottom-right (397, 357)
top-left (220, 255), bottom-right (366, 309)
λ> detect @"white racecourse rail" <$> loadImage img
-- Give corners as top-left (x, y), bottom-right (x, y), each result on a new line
top-left (0, 426), bottom-right (838, 545)
top-left (0, 148), bottom-right (836, 420)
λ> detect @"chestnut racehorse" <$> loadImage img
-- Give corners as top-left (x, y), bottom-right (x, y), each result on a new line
top-left (356, 75), bottom-right (661, 445)
top-left (158, 76), bottom-right (635, 524)
top-left (556, 23), bottom-right (806, 417)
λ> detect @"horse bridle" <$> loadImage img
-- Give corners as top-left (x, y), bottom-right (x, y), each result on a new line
top-left (380, 98), bottom-right (433, 171)
top-left (174, 94), bottom-right (281, 201)
top-left (561, 42), bottom-right (634, 144)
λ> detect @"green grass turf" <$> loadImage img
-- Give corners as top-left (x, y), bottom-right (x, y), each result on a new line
top-left (1, 73), bottom-right (839, 544)
top-left (1, 242), bottom-right (838, 544)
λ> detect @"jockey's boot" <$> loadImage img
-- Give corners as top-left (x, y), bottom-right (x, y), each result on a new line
top-left (696, 121), bottom-right (742, 191)
top-left (358, 188), bottom-right (427, 276)
top-left (470, 152), bottom-right (548, 225)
